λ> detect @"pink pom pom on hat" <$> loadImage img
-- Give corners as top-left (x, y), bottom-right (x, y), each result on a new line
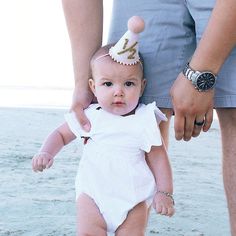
top-left (109, 16), bottom-right (145, 65)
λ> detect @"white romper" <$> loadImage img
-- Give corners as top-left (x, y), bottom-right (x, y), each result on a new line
top-left (65, 102), bottom-right (167, 233)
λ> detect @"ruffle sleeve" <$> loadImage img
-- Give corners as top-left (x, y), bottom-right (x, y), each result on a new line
top-left (139, 102), bottom-right (167, 153)
top-left (64, 104), bottom-right (99, 138)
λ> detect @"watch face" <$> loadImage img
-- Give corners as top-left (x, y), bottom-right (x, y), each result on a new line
top-left (196, 72), bottom-right (216, 91)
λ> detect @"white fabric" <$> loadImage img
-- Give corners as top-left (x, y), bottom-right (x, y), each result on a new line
top-left (64, 102), bottom-right (167, 233)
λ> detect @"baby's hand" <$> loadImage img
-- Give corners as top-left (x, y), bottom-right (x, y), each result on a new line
top-left (152, 191), bottom-right (175, 217)
top-left (32, 152), bottom-right (54, 172)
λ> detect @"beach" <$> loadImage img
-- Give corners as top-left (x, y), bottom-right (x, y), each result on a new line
top-left (0, 0), bottom-right (231, 234)
top-left (0, 106), bottom-right (230, 236)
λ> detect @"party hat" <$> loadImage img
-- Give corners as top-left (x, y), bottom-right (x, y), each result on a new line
top-left (109, 16), bottom-right (145, 65)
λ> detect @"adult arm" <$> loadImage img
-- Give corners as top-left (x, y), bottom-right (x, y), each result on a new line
top-left (170, 0), bottom-right (236, 141)
top-left (62, 0), bottom-right (103, 131)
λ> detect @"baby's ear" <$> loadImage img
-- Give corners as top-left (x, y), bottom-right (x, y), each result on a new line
top-left (89, 78), bottom-right (96, 96)
top-left (140, 78), bottom-right (147, 96)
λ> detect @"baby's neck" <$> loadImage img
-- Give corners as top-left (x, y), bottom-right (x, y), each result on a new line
top-left (122, 108), bottom-right (136, 117)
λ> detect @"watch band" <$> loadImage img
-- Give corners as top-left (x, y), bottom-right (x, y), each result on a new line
top-left (183, 63), bottom-right (198, 82)
top-left (183, 62), bottom-right (217, 91)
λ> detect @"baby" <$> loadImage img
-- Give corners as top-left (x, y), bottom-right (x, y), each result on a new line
top-left (32, 16), bottom-right (175, 236)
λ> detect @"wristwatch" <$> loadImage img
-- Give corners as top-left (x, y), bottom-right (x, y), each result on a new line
top-left (183, 62), bottom-right (217, 92)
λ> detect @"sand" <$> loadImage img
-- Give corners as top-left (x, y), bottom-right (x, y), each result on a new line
top-left (0, 107), bottom-right (230, 236)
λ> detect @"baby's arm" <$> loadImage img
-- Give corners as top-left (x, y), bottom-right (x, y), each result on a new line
top-left (32, 122), bottom-right (76, 172)
top-left (146, 145), bottom-right (175, 217)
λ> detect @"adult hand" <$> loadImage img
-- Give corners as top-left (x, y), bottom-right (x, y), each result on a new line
top-left (170, 73), bottom-right (214, 141)
top-left (70, 85), bottom-right (94, 132)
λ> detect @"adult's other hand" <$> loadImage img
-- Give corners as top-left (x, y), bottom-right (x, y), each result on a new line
top-left (170, 73), bottom-right (214, 141)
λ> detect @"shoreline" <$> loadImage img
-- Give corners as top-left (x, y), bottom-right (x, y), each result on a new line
top-left (0, 86), bottom-right (218, 119)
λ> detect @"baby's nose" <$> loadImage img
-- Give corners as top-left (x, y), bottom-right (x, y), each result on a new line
top-left (114, 86), bottom-right (124, 96)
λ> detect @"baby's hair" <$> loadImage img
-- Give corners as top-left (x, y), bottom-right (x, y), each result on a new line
top-left (90, 44), bottom-right (144, 78)
top-left (90, 43), bottom-right (114, 69)
top-left (139, 53), bottom-right (144, 69)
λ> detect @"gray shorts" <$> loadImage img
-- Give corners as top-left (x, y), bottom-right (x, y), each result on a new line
top-left (108, 0), bottom-right (236, 108)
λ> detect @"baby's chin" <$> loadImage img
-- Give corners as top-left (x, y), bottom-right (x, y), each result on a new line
top-left (101, 106), bottom-right (136, 117)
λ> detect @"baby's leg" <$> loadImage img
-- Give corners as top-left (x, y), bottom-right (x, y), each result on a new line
top-left (115, 201), bottom-right (149, 236)
top-left (76, 193), bottom-right (107, 236)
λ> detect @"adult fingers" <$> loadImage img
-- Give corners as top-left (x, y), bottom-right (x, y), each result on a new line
top-left (203, 108), bottom-right (213, 132)
top-left (192, 115), bottom-right (205, 137)
top-left (174, 111), bottom-right (185, 140)
top-left (72, 104), bottom-right (91, 132)
top-left (183, 115), bottom-right (195, 141)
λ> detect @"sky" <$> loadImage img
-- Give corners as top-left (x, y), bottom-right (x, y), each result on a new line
top-left (0, 0), bottom-right (113, 108)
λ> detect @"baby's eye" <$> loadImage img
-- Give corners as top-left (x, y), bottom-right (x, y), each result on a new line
top-left (125, 81), bottom-right (135, 87)
top-left (103, 82), bottom-right (113, 87)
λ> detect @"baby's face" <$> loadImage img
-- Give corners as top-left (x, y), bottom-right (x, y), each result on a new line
top-left (89, 56), bottom-right (145, 116)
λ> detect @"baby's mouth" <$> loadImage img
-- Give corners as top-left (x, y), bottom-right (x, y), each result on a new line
top-left (113, 101), bottom-right (125, 106)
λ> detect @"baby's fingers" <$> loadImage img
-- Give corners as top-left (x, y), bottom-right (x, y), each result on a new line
top-left (154, 202), bottom-right (175, 217)
top-left (36, 157), bottom-right (45, 171)
top-left (32, 156), bottom-right (46, 172)
top-left (42, 157), bottom-right (50, 169)
top-left (32, 152), bottom-right (54, 172)
top-left (155, 205), bottom-right (167, 215)
top-left (33, 159), bottom-right (43, 172)
top-left (46, 159), bottom-right (54, 169)
top-left (167, 206), bottom-right (175, 217)
top-left (32, 157), bottom-right (40, 172)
